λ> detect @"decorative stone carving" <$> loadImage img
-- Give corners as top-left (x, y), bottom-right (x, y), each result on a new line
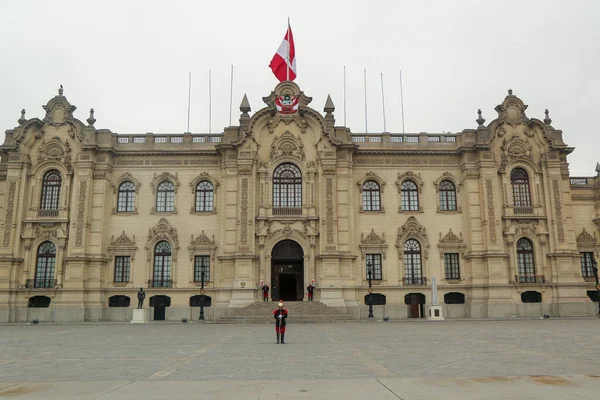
top-left (36, 136), bottom-right (72, 171)
top-left (396, 171), bottom-right (424, 193)
top-left (396, 217), bottom-right (430, 259)
top-left (146, 218), bottom-right (179, 261)
top-left (267, 223), bottom-right (307, 241)
top-left (498, 136), bottom-right (535, 173)
top-left (188, 230), bottom-right (217, 261)
top-left (240, 178), bottom-right (249, 245)
top-left (108, 231), bottom-right (137, 260)
top-left (150, 172), bottom-right (180, 194)
top-left (75, 181), bottom-right (88, 247)
top-left (438, 229), bottom-right (466, 257)
top-left (552, 180), bottom-right (565, 243)
top-left (326, 177), bottom-right (334, 245)
top-left (486, 180), bottom-right (497, 244)
top-left (111, 172), bottom-right (141, 194)
top-left (2, 182), bottom-right (16, 247)
top-left (360, 230), bottom-right (388, 259)
top-left (269, 131), bottom-right (306, 162)
top-left (576, 228), bottom-right (596, 244)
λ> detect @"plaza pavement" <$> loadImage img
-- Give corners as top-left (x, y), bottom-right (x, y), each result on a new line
top-left (0, 319), bottom-right (599, 399)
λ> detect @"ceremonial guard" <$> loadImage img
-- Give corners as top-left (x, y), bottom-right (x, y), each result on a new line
top-left (273, 300), bottom-right (288, 344)
top-left (261, 281), bottom-right (270, 302)
top-left (307, 279), bottom-right (315, 301)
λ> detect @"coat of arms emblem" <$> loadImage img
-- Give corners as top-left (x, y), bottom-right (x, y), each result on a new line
top-left (275, 94), bottom-right (299, 114)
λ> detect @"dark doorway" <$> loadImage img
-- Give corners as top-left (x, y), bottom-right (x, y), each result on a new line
top-left (149, 295), bottom-right (171, 321)
top-left (154, 306), bottom-right (166, 321)
top-left (271, 240), bottom-right (304, 301)
top-left (404, 293), bottom-right (426, 318)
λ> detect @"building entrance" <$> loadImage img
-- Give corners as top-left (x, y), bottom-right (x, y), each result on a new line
top-left (271, 240), bottom-right (304, 301)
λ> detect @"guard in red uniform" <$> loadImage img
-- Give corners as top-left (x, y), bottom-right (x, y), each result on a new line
top-left (307, 279), bottom-right (315, 301)
top-left (262, 283), bottom-right (270, 302)
top-left (273, 300), bottom-right (288, 344)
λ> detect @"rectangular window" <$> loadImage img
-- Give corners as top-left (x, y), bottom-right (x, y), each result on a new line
top-left (194, 256), bottom-right (210, 282)
top-left (114, 256), bottom-right (130, 282)
top-left (444, 253), bottom-right (460, 279)
top-left (366, 254), bottom-right (382, 280)
top-left (580, 252), bottom-right (595, 278)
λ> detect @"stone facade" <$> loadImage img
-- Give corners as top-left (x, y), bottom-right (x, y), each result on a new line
top-left (0, 82), bottom-right (598, 322)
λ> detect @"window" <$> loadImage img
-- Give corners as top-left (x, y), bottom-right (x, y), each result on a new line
top-left (273, 163), bottom-right (302, 208)
top-left (156, 181), bottom-right (175, 212)
top-left (108, 295), bottom-right (130, 307)
top-left (114, 256), bottom-right (131, 283)
top-left (366, 254), bottom-right (382, 280)
top-left (517, 238), bottom-right (536, 283)
top-left (444, 292), bottom-right (465, 304)
top-left (153, 241), bottom-right (172, 287)
top-left (403, 239), bottom-right (423, 284)
top-left (117, 181), bottom-right (136, 212)
top-left (511, 168), bottom-right (532, 208)
top-left (580, 252), bottom-right (595, 278)
top-left (444, 253), bottom-right (460, 279)
top-left (40, 170), bottom-right (61, 210)
top-left (362, 180), bottom-right (381, 211)
top-left (521, 291), bottom-right (542, 303)
top-left (439, 180), bottom-right (457, 211)
top-left (35, 241), bottom-right (56, 288)
top-left (28, 296), bottom-right (51, 308)
top-left (401, 180), bottom-right (419, 211)
top-left (194, 255), bottom-right (210, 282)
top-left (195, 181), bottom-right (214, 212)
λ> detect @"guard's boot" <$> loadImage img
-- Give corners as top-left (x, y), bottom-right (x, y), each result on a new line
top-left (281, 333), bottom-right (285, 344)
top-left (276, 333), bottom-right (280, 344)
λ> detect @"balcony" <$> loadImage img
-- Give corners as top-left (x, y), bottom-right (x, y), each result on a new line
top-left (26, 279), bottom-right (57, 288)
top-left (272, 207), bottom-right (302, 216)
top-left (515, 274), bottom-right (545, 284)
top-left (402, 277), bottom-right (427, 285)
top-left (148, 279), bottom-right (172, 288)
top-left (513, 207), bottom-right (534, 215)
top-left (37, 209), bottom-right (59, 218)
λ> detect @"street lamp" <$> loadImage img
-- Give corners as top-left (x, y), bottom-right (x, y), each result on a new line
top-left (593, 259), bottom-right (600, 317)
top-left (199, 269), bottom-right (205, 321)
top-left (367, 260), bottom-right (374, 319)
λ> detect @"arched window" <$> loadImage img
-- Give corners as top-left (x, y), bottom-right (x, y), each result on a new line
top-left (517, 238), bottom-right (536, 283)
top-left (403, 239), bottom-right (423, 284)
top-left (401, 180), bottom-right (419, 211)
top-left (273, 163), bottom-right (302, 209)
top-left (40, 170), bottom-right (61, 210)
top-left (362, 180), bottom-right (381, 211)
top-left (117, 181), bottom-right (136, 212)
top-left (34, 241), bottom-right (56, 288)
top-left (156, 181), bottom-right (175, 212)
top-left (195, 181), bottom-right (214, 212)
top-left (152, 241), bottom-right (172, 287)
top-left (511, 168), bottom-right (532, 210)
top-left (439, 180), bottom-right (457, 211)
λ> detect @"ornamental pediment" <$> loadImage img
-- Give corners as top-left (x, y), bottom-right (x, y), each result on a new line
top-left (269, 131), bottom-right (305, 161)
top-left (576, 228), bottom-right (597, 244)
top-left (36, 136), bottom-right (72, 169)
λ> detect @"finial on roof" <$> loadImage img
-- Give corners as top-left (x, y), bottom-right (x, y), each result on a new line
top-left (240, 94), bottom-right (251, 113)
top-left (18, 109), bottom-right (26, 125)
top-left (543, 109), bottom-right (552, 125)
top-left (596, 162), bottom-right (600, 176)
top-left (508, 89), bottom-right (513, 95)
top-left (324, 94), bottom-right (335, 113)
top-left (87, 108), bottom-right (96, 126)
top-left (58, 84), bottom-right (64, 96)
top-left (476, 109), bottom-right (485, 127)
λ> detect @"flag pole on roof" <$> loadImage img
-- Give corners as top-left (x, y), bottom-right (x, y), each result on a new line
top-left (269, 20), bottom-right (296, 82)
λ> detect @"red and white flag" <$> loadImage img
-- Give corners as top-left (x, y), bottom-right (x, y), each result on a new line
top-left (269, 22), bottom-right (296, 82)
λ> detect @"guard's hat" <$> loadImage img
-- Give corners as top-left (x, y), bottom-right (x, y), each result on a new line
top-left (278, 300), bottom-right (283, 307)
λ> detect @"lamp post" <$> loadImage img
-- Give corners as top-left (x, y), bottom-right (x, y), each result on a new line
top-left (593, 259), bottom-right (600, 317)
top-left (199, 269), bottom-right (205, 321)
top-left (367, 260), bottom-right (374, 319)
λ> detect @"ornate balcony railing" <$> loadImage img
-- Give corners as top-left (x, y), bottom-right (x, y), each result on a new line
top-left (516, 274), bottom-right (545, 284)
top-left (148, 279), bottom-right (172, 288)
top-left (37, 209), bottom-right (59, 218)
top-left (513, 207), bottom-right (534, 215)
top-left (402, 277), bottom-right (427, 285)
top-left (26, 279), bottom-right (57, 288)
top-left (272, 207), bottom-right (302, 216)
top-left (569, 178), bottom-right (588, 186)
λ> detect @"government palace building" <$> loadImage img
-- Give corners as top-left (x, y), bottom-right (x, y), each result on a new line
top-left (0, 81), bottom-right (598, 323)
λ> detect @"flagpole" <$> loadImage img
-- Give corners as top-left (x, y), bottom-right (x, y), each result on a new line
top-left (343, 66), bottom-right (347, 126)
top-left (229, 65), bottom-right (234, 126)
top-left (187, 72), bottom-right (192, 132)
top-left (209, 70), bottom-right (212, 134)
top-left (381, 72), bottom-right (387, 132)
top-left (286, 18), bottom-right (290, 82)
top-left (364, 68), bottom-right (368, 133)
top-left (399, 70), bottom-right (405, 134)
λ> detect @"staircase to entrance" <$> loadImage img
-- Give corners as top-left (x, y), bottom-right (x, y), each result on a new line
top-left (215, 301), bottom-right (356, 324)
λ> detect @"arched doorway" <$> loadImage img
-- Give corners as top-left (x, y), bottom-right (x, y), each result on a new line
top-left (271, 240), bottom-right (304, 301)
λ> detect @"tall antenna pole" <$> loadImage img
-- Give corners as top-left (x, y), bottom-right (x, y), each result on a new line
top-left (380, 72), bottom-right (387, 132)
top-left (286, 18), bottom-right (290, 82)
top-left (187, 72), bottom-right (192, 132)
top-left (229, 65), bottom-right (234, 126)
top-left (208, 70), bottom-right (212, 134)
top-left (399, 70), bottom-right (405, 134)
top-left (343, 66), bottom-right (347, 126)
top-left (364, 68), bottom-right (368, 133)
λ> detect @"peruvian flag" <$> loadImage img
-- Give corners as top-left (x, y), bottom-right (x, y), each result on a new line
top-left (269, 21), bottom-right (296, 82)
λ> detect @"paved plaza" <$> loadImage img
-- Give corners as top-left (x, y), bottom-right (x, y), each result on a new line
top-left (0, 319), bottom-right (599, 399)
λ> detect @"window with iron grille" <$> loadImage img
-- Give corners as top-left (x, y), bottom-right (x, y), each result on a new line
top-left (194, 255), bottom-right (210, 282)
top-left (153, 241), bottom-right (172, 286)
top-left (439, 180), bottom-right (457, 211)
top-left (195, 181), bottom-right (214, 212)
top-left (403, 239), bottom-right (422, 283)
top-left (156, 181), bottom-right (175, 212)
top-left (444, 253), bottom-right (460, 279)
top-left (40, 170), bottom-right (61, 210)
top-left (580, 252), bottom-right (595, 278)
top-left (401, 180), bottom-right (419, 211)
top-left (35, 241), bottom-right (56, 288)
top-left (517, 238), bottom-right (536, 282)
top-left (114, 256), bottom-right (130, 282)
top-left (365, 254), bottom-right (382, 280)
top-left (273, 163), bottom-right (302, 208)
top-left (117, 181), bottom-right (136, 212)
top-left (362, 180), bottom-right (381, 211)
top-left (511, 168), bottom-right (532, 208)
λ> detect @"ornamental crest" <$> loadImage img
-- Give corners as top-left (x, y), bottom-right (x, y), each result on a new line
top-left (439, 229), bottom-right (463, 244)
top-left (37, 136), bottom-right (72, 169)
top-left (361, 230), bottom-right (385, 245)
top-left (270, 131), bottom-right (305, 161)
top-left (576, 228), bottom-right (597, 244)
top-left (191, 230), bottom-right (215, 246)
top-left (111, 231), bottom-right (136, 247)
top-left (275, 94), bottom-right (299, 114)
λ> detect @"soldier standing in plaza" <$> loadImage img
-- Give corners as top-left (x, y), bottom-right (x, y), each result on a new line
top-left (307, 279), bottom-right (315, 301)
top-left (262, 282), bottom-right (270, 302)
top-left (273, 300), bottom-right (288, 344)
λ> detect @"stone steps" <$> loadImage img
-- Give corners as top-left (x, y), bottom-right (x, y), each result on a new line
top-left (214, 301), bottom-right (356, 324)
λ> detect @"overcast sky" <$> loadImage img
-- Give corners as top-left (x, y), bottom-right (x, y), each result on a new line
top-left (1, 0), bottom-right (599, 175)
